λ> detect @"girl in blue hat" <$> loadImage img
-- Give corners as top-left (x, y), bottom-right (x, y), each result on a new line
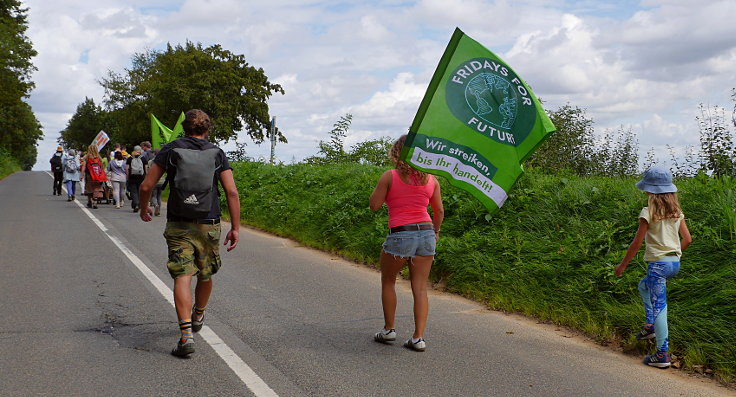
top-left (615, 166), bottom-right (692, 368)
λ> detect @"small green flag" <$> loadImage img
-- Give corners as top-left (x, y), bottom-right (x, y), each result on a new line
top-left (150, 112), bottom-right (185, 149)
top-left (403, 28), bottom-right (555, 212)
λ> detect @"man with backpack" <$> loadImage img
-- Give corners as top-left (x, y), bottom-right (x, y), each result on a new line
top-left (126, 146), bottom-right (147, 212)
top-left (50, 146), bottom-right (64, 195)
top-left (138, 109), bottom-right (240, 358)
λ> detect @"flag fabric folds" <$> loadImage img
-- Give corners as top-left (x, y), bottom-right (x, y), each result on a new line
top-left (402, 28), bottom-right (556, 213)
top-left (151, 112), bottom-right (185, 149)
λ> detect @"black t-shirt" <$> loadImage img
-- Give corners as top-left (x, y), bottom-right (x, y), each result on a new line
top-left (154, 136), bottom-right (231, 220)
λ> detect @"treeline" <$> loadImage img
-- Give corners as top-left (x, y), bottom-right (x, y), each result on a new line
top-left (1, 1), bottom-right (43, 171)
top-left (297, 92), bottom-right (736, 179)
top-left (59, 42), bottom-right (284, 151)
top-left (530, 93), bottom-right (736, 178)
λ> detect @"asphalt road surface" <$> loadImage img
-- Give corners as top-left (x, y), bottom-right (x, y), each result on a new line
top-left (1, 171), bottom-right (732, 396)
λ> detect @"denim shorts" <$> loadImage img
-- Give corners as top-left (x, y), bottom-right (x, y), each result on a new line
top-left (382, 228), bottom-right (436, 258)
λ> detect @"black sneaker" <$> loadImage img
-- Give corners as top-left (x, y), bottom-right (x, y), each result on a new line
top-left (171, 339), bottom-right (195, 357)
top-left (403, 338), bottom-right (426, 352)
top-left (192, 309), bottom-right (205, 333)
top-left (636, 325), bottom-right (655, 340)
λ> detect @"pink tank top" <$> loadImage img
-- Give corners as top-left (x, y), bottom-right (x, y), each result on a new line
top-left (385, 169), bottom-right (435, 228)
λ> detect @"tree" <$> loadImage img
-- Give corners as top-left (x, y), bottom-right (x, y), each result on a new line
top-left (305, 114), bottom-right (352, 165)
top-left (0, 0), bottom-right (37, 100)
top-left (590, 126), bottom-right (639, 176)
top-left (58, 98), bottom-right (106, 150)
top-left (100, 42), bottom-right (284, 146)
top-left (348, 138), bottom-right (393, 166)
top-left (527, 104), bottom-right (595, 174)
top-left (697, 103), bottom-right (735, 177)
top-left (0, 1), bottom-right (42, 169)
top-left (304, 114), bottom-right (393, 166)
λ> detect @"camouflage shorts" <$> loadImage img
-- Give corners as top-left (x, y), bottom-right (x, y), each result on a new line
top-left (163, 221), bottom-right (222, 281)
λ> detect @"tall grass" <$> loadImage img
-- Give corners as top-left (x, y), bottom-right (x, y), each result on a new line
top-left (0, 150), bottom-right (21, 180)
top-left (228, 161), bottom-right (736, 382)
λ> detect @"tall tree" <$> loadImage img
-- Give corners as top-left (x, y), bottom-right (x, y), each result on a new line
top-left (526, 104), bottom-right (595, 175)
top-left (58, 97), bottom-right (106, 150)
top-left (305, 114), bottom-right (353, 165)
top-left (0, 0), bottom-right (42, 169)
top-left (100, 42), bottom-right (285, 145)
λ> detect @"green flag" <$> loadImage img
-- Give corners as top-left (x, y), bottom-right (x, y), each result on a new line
top-left (150, 112), bottom-right (185, 149)
top-left (402, 28), bottom-right (555, 212)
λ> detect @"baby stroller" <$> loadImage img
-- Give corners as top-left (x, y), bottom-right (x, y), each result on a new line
top-left (97, 180), bottom-right (114, 205)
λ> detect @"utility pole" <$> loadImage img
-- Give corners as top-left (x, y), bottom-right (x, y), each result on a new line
top-left (269, 116), bottom-right (277, 165)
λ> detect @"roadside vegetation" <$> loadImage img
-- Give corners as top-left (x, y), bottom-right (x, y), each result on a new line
top-left (224, 94), bottom-right (736, 382)
top-left (0, 149), bottom-right (22, 179)
top-left (228, 161), bottom-right (736, 382)
top-left (58, 42), bottom-right (284, 152)
top-left (1, 2), bottom-right (43, 170)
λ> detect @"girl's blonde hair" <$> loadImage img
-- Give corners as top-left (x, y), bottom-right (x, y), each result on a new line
top-left (86, 144), bottom-right (100, 159)
top-left (647, 192), bottom-right (682, 222)
top-left (389, 135), bottom-right (428, 185)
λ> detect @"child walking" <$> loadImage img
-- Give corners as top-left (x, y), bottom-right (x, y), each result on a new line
top-left (615, 167), bottom-right (692, 368)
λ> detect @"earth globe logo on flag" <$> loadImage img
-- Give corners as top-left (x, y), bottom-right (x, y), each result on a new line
top-left (445, 57), bottom-right (537, 147)
top-left (466, 73), bottom-right (517, 129)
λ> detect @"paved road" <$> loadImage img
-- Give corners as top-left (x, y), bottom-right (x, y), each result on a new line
top-left (1, 171), bottom-right (732, 396)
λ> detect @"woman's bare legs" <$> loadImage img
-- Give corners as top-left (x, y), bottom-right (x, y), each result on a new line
top-left (408, 255), bottom-right (434, 339)
top-left (380, 251), bottom-right (407, 330)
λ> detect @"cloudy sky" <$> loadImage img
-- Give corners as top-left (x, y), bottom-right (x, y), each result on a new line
top-left (25, 0), bottom-right (736, 169)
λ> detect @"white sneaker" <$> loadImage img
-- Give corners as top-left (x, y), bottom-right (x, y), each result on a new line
top-left (115, 204), bottom-right (120, 209)
top-left (373, 329), bottom-right (396, 343)
top-left (403, 338), bottom-right (426, 352)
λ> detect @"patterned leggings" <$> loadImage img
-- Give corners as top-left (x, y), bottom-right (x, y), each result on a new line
top-left (638, 257), bottom-right (680, 352)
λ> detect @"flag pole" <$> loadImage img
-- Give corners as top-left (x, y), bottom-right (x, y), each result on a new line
top-left (269, 116), bottom-right (277, 164)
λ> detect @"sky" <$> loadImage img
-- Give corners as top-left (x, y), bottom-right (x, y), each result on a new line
top-left (24, 0), bottom-right (736, 170)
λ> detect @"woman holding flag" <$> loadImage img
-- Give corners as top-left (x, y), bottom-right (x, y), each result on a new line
top-left (369, 135), bottom-right (444, 352)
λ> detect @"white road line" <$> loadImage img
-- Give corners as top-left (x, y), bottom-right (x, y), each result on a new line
top-left (48, 172), bottom-right (279, 397)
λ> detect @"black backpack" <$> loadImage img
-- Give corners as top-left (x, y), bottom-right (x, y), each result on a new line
top-left (50, 154), bottom-right (62, 172)
top-left (168, 146), bottom-right (221, 219)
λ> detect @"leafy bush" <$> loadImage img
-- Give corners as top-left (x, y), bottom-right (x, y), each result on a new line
top-left (528, 104), bottom-right (640, 176)
top-left (0, 149), bottom-right (22, 179)
top-left (304, 113), bottom-right (393, 167)
top-left (228, 161), bottom-right (736, 381)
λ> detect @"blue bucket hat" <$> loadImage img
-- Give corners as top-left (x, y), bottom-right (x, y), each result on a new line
top-left (636, 166), bottom-right (677, 194)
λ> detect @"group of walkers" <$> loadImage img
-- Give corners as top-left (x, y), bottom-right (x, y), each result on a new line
top-left (51, 141), bottom-right (164, 214)
top-left (48, 109), bottom-right (692, 369)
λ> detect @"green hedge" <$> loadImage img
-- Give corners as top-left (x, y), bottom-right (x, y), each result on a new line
top-left (228, 161), bottom-right (736, 381)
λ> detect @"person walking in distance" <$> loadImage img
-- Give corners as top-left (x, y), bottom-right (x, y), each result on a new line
top-left (140, 141), bottom-right (154, 163)
top-left (615, 167), bottom-right (692, 368)
top-left (126, 146), bottom-right (147, 212)
top-left (106, 150), bottom-right (127, 209)
top-left (139, 109), bottom-right (240, 358)
top-left (369, 135), bottom-right (444, 352)
top-left (61, 149), bottom-right (80, 201)
top-left (50, 146), bottom-right (64, 196)
top-left (147, 148), bottom-right (165, 216)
